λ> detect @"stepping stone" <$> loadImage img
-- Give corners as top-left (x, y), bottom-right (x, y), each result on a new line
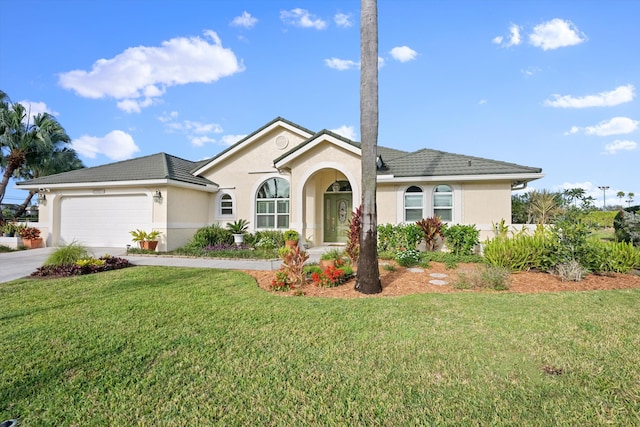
top-left (429, 273), bottom-right (448, 278)
top-left (407, 268), bottom-right (424, 273)
top-left (429, 279), bottom-right (448, 286)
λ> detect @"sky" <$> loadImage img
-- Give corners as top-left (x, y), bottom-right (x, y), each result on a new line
top-left (1, 0), bottom-right (638, 208)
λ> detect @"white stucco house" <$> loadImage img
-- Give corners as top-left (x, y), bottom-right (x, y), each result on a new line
top-left (17, 117), bottom-right (543, 251)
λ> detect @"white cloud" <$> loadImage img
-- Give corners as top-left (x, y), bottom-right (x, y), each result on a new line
top-left (325, 57), bottom-right (359, 70)
top-left (390, 46), bottom-right (417, 62)
top-left (280, 8), bottom-right (327, 30)
top-left (72, 130), bottom-right (139, 160)
top-left (584, 117), bottom-right (639, 136)
top-left (220, 134), bottom-right (246, 146)
top-left (158, 111), bottom-right (179, 123)
top-left (603, 140), bottom-right (638, 154)
top-left (231, 11), bottom-right (258, 28)
top-left (191, 136), bottom-right (217, 147)
top-left (529, 18), bottom-right (586, 50)
top-left (545, 84), bottom-right (635, 108)
top-left (16, 100), bottom-right (59, 119)
top-left (521, 66), bottom-right (541, 77)
top-left (331, 125), bottom-right (357, 141)
top-left (564, 126), bottom-right (580, 135)
top-left (378, 56), bottom-right (386, 68)
top-left (58, 30), bottom-right (244, 112)
top-left (493, 24), bottom-right (521, 48)
top-left (334, 13), bottom-right (352, 28)
top-left (478, 99), bottom-right (487, 105)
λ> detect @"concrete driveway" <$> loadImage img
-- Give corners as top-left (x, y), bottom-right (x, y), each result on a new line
top-left (0, 247), bottom-right (125, 283)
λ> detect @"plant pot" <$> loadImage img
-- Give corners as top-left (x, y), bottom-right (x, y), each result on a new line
top-left (233, 233), bottom-right (245, 246)
top-left (319, 259), bottom-right (335, 269)
top-left (141, 240), bottom-right (158, 251)
top-left (285, 239), bottom-right (299, 249)
top-left (22, 237), bottom-right (43, 249)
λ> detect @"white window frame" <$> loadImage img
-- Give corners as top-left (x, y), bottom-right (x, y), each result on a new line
top-left (433, 184), bottom-right (453, 222)
top-left (404, 185), bottom-right (424, 222)
top-left (217, 192), bottom-right (235, 219)
top-left (255, 177), bottom-right (290, 229)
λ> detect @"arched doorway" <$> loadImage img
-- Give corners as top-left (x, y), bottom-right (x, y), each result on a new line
top-left (323, 180), bottom-right (352, 243)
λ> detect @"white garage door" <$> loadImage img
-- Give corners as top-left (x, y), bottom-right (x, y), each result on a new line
top-left (60, 195), bottom-right (152, 247)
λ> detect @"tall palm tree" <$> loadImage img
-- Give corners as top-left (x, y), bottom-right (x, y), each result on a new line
top-left (616, 191), bottom-right (625, 206)
top-left (12, 147), bottom-right (84, 218)
top-left (0, 93), bottom-right (71, 221)
top-left (355, 0), bottom-right (382, 294)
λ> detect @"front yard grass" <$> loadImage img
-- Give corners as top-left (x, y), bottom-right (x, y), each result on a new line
top-left (2, 266), bottom-right (640, 425)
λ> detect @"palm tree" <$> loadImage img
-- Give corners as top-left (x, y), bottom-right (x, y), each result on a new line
top-left (563, 187), bottom-right (585, 208)
top-left (529, 190), bottom-right (563, 224)
top-left (616, 191), bottom-right (625, 206)
top-left (12, 147), bottom-right (84, 218)
top-left (628, 192), bottom-right (635, 207)
top-left (355, 0), bottom-right (382, 294)
top-left (0, 92), bottom-right (71, 221)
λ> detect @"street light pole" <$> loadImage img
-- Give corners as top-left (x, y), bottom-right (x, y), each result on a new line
top-left (598, 185), bottom-right (610, 210)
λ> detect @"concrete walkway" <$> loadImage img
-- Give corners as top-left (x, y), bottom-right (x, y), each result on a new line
top-left (0, 245), bottom-right (336, 284)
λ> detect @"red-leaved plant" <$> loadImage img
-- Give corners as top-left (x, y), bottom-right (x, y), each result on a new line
top-left (345, 205), bottom-right (362, 264)
top-left (311, 265), bottom-right (346, 288)
top-left (416, 216), bottom-right (444, 251)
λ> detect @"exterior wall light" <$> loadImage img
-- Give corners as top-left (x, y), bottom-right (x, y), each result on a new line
top-left (153, 190), bottom-right (163, 203)
top-left (38, 193), bottom-right (47, 205)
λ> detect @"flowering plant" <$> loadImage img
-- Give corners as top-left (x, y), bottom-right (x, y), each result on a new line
top-left (270, 269), bottom-right (291, 291)
top-left (311, 265), bottom-right (346, 288)
top-left (395, 247), bottom-right (421, 267)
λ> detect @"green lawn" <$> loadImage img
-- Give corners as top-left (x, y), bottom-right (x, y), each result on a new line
top-left (2, 267), bottom-right (640, 425)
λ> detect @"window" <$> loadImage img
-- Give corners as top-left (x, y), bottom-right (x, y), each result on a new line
top-left (219, 193), bottom-right (233, 216)
top-left (433, 184), bottom-right (453, 222)
top-left (256, 178), bottom-right (290, 229)
top-left (404, 186), bottom-right (423, 221)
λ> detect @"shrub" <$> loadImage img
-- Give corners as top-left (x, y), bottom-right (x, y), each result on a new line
top-left (44, 242), bottom-right (91, 266)
top-left (18, 226), bottom-right (41, 239)
top-left (483, 234), bottom-right (552, 272)
top-left (614, 210), bottom-right (640, 246)
top-left (311, 265), bottom-right (346, 288)
top-left (187, 224), bottom-right (232, 249)
top-left (395, 248), bottom-right (421, 267)
top-left (270, 269), bottom-right (291, 291)
top-left (252, 230), bottom-right (285, 250)
top-left (31, 256), bottom-right (130, 278)
top-left (554, 260), bottom-right (588, 282)
top-left (283, 229), bottom-right (299, 241)
top-left (416, 216), bottom-right (444, 251)
top-left (278, 245), bottom-right (309, 287)
top-left (582, 239), bottom-right (640, 273)
top-left (377, 223), bottom-right (423, 252)
top-left (443, 224), bottom-right (479, 256)
top-left (453, 265), bottom-right (511, 290)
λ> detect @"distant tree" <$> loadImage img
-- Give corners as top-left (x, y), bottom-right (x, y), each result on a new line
top-left (355, 0), bottom-right (382, 294)
top-left (0, 91), bottom-right (71, 222)
top-left (562, 188), bottom-right (586, 208)
top-left (616, 191), bottom-right (625, 205)
top-left (511, 192), bottom-right (532, 224)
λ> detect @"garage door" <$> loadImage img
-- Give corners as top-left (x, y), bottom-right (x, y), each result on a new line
top-left (59, 195), bottom-right (152, 247)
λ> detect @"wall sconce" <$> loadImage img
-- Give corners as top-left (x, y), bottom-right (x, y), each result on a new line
top-left (38, 193), bottom-right (47, 205)
top-left (332, 181), bottom-right (341, 192)
top-left (153, 190), bottom-right (163, 203)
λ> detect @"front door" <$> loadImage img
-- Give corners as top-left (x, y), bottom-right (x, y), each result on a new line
top-left (323, 194), bottom-right (352, 243)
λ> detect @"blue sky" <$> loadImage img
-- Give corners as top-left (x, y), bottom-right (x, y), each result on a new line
top-left (1, 0), bottom-right (638, 208)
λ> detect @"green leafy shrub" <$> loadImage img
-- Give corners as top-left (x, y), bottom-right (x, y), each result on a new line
top-left (443, 224), bottom-right (479, 256)
top-left (582, 239), bottom-right (640, 273)
top-left (44, 242), bottom-right (91, 266)
top-left (31, 256), bottom-right (130, 278)
top-left (270, 269), bottom-right (291, 291)
top-left (187, 224), bottom-right (232, 249)
top-left (252, 230), bottom-right (285, 250)
top-left (483, 234), bottom-right (553, 272)
top-left (583, 211), bottom-right (617, 229)
top-left (395, 248), bottom-right (421, 267)
top-left (377, 223), bottom-right (424, 252)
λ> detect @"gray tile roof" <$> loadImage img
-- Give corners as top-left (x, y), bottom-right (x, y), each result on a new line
top-left (382, 148), bottom-right (542, 177)
top-left (17, 153), bottom-right (216, 187)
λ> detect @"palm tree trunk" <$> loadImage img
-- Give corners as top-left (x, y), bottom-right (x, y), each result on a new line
top-left (355, 0), bottom-right (382, 294)
top-left (13, 190), bottom-right (36, 219)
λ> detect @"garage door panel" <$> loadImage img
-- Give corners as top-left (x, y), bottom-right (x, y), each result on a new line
top-left (60, 195), bottom-right (151, 247)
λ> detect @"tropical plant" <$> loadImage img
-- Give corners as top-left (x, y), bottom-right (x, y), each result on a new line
top-left (416, 216), bottom-right (444, 251)
top-left (18, 226), bottom-right (41, 240)
top-left (129, 229), bottom-right (161, 242)
top-left (311, 265), bottom-right (346, 288)
top-left (345, 205), bottom-right (362, 264)
top-left (614, 210), bottom-right (640, 246)
top-left (528, 190), bottom-right (563, 224)
top-left (186, 224), bottom-right (232, 249)
top-left (283, 229), bottom-right (299, 241)
top-left (356, 0), bottom-right (382, 294)
top-left (277, 244), bottom-right (309, 287)
top-left (226, 219), bottom-right (249, 234)
top-left (0, 91), bottom-right (72, 221)
top-left (616, 191), bottom-right (625, 206)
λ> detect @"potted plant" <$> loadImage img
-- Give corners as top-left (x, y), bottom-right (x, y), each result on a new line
top-left (319, 248), bottom-right (344, 269)
top-left (19, 226), bottom-right (43, 249)
top-left (283, 229), bottom-right (299, 248)
top-left (226, 219), bottom-right (249, 246)
top-left (1, 222), bottom-right (18, 237)
top-left (129, 229), bottom-right (162, 251)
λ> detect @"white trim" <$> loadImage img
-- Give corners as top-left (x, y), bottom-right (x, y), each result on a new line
top-left (377, 173), bottom-right (544, 184)
top-left (274, 134), bottom-right (361, 169)
top-left (216, 191), bottom-right (235, 219)
top-left (251, 174), bottom-right (291, 231)
top-left (194, 120), bottom-right (313, 175)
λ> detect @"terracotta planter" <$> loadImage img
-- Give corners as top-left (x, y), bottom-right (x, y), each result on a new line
top-left (22, 238), bottom-right (43, 249)
top-left (140, 240), bottom-right (158, 251)
top-left (319, 259), bottom-right (335, 269)
top-left (285, 239), bottom-right (299, 249)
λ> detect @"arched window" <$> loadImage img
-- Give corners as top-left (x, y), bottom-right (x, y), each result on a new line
top-left (256, 178), bottom-right (290, 229)
top-left (404, 186), bottom-right (423, 221)
top-left (218, 193), bottom-right (234, 217)
top-left (433, 185), bottom-right (453, 222)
